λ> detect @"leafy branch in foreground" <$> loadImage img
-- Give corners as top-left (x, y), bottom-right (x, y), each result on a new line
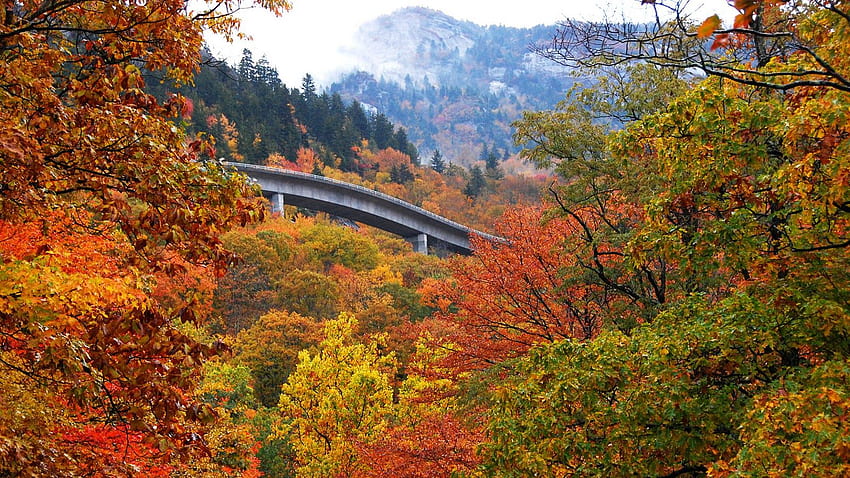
top-left (540, 0), bottom-right (850, 92)
top-left (0, 0), bottom-right (289, 474)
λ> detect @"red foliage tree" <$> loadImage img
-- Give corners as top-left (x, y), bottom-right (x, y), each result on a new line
top-left (422, 206), bottom-right (608, 370)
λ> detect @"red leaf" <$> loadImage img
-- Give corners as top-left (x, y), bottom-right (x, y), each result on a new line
top-left (711, 33), bottom-right (732, 51)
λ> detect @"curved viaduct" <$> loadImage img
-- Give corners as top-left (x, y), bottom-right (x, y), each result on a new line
top-left (225, 162), bottom-right (497, 255)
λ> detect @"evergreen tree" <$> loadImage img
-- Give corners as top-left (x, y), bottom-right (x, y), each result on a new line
top-left (255, 55), bottom-right (280, 88)
top-left (238, 49), bottom-right (256, 82)
top-left (153, 48), bottom-right (421, 173)
top-left (393, 127), bottom-right (418, 163)
top-left (485, 148), bottom-right (503, 181)
top-left (347, 100), bottom-right (371, 140)
top-left (371, 113), bottom-right (394, 150)
top-left (463, 165), bottom-right (487, 198)
top-left (390, 164), bottom-right (414, 184)
top-left (485, 149), bottom-right (500, 170)
top-left (479, 143), bottom-right (490, 161)
top-left (430, 149), bottom-right (446, 174)
top-left (301, 73), bottom-right (316, 98)
top-left (445, 162), bottom-right (465, 178)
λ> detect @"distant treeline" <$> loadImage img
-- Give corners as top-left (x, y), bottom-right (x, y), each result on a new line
top-left (147, 49), bottom-right (419, 170)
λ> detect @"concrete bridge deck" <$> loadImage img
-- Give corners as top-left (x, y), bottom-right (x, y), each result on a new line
top-left (225, 162), bottom-right (498, 255)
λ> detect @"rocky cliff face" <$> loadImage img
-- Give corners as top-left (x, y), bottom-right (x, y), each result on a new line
top-left (343, 8), bottom-right (479, 87)
top-left (330, 7), bottom-right (577, 165)
top-left (342, 7), bottom-right (570, 89)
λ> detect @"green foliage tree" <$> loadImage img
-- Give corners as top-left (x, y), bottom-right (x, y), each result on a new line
top-left (463, 165), bottom-right (487, 198)
top-left (238, 49), bottom-right (257, 82)
top-left (214, 228), bottom-right (294, 332)
top-left (371, 113), bottom-right (396, 150)
top-left (347, 100), bottom-right (372, 140)
top-left (275, 269), bottom-right (341, 319)
top-left (300, 222), bottom-right (380, 272)
top-left (479, 292), bottom-right (821, 476)
top-left (302, 74), bottom-right (317, 98)
top-left (473, 3), bottom-right (850, 476)
top-left (185, 361), bottom-right (264, 476)
top-left (390, 163), bottom-right (415, 184)
top-left (235, 310), bottom-right (322, 407)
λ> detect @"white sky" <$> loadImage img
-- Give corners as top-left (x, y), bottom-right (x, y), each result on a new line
top-left (203, 1), bottom-right (723, 87)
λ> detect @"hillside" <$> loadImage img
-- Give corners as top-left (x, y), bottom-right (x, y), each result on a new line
top-left (144, 49), bottom-right (550, 234)
top-left (4, 2), bottom-right (849, 477)
top-left (329, 7), bottom-right (578, 165)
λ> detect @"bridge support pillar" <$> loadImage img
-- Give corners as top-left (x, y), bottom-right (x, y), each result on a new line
top-left (406, 233), bottom-right (428, 255)
top-left (270, 193), bottom-right (285, 214)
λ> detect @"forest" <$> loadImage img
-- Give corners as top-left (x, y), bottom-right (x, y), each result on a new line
top-left (1, 0), bottom-right (849, 477)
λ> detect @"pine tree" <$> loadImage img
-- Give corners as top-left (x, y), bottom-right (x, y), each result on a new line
top-left (347, 100), bottom-right (371, 140)
top-left (430, 149), bottom-right (446, 174)
top-left (479, 143), bottom-right (490, 161)
top-left (372, 113), bottom-right (394, 150)
top-left (485, 149), bottom-right (503, 180)
top-left (394, 127), bottom-right (418, 163)
top-left (301, 73), bottom-right (316, 98)
top-left (463, 165), bottom-right (487, 198)
top-left (238, 49), bottom-right (256, 82)
top-left (390, 164), bottom-right (414, 184)
top-left (256, 55), bottom-right (280, 88)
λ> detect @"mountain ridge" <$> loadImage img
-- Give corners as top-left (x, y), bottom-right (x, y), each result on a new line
top-left (329, 7), bottom-right (578, 165)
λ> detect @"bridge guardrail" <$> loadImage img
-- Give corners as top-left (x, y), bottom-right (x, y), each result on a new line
top-left (225, 162), bottom-right (503, 244)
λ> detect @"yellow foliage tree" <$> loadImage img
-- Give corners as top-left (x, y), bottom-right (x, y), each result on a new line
top-left (277, 313), bottom-right (395, 477)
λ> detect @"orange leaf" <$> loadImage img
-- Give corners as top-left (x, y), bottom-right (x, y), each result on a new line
top-left (697, 15), bottom-right (721, 39)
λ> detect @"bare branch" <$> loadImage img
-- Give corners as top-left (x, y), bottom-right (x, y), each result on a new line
top-left (536, 1), bottom-right (850, 93)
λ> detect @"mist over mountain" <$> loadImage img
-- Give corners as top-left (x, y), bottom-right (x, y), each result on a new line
top-left (341, 8), bottom-right (480, 88)
top-left (329, 7), bottom-right (578, 166)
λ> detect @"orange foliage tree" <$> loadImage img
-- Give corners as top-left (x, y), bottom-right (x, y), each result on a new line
top-left (354, 339), bottom-right (484, 477)
top-left (0, 0), bottom-right (289, 474)
top-left (422, 204), bottom-right (651, 370)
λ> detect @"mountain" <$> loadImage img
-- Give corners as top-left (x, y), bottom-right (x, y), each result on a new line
top-left (340, 8), bottom-right (480, 88)
top-left (329, 7), bottom-right (578, 165)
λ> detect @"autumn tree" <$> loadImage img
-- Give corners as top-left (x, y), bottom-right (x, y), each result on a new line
top-left (178, 361), bottom-right (264, 477)
top-left (234, 310), bottom-right (322, 408)
top-left (275, 269), bottom-right (341, 319)
top-left (299, 222), bottom-right (380, 272)
top-left (213, 220), bottom-right (295, 332)
top-left (278, 313), bottom-right (396, 477)
top-left (0, 0), bottom-right (289, 474)
top-left (422, 207), bottom-right (608, 370)
top-left (355, 339), bottom-right (484, 477)
top-left (474, 2), bottom-right (850, 476)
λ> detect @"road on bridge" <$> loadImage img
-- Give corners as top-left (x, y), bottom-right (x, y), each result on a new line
top-left (225, 162), bottom-right (500, 255)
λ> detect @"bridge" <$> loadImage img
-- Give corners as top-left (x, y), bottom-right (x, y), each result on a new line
top-left (225, 162), bottom-right (497, 255)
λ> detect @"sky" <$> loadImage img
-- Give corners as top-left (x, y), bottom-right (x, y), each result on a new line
top-left (203, 1), bottom-right (720, 87)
